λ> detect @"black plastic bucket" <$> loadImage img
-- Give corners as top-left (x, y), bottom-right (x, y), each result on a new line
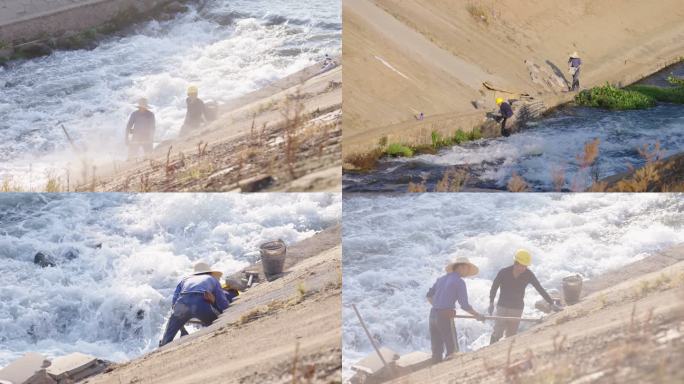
top-left (562, 275), bottom-right (583, 305)
top-left (260, 240), bottom-right (287, 280)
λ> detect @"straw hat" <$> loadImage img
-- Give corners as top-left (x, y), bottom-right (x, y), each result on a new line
top-left (136, 98), bottom-right (150, 109)
top-left (569, 51), bottom-right (579, 58)
top-left (193, 261), bottom-right (223, 278)
top-left (445, 256), bottom-right (479, 277)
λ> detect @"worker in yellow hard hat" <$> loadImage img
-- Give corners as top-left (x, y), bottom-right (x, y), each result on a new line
top-left (495, 97), bottom-right (514, 137)
top-left (488, 249), bottom-right (561, 344)
top-left (179, 85), bottom-right (207, 137)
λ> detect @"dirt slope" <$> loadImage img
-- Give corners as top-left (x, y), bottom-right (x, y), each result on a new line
top-left (343, 0), bottom-right (684, 154)
top-left (384, 246), bottom-right (684, 384)
top-left (85, 225), bottom-right (342, 384)
top-left (74, 62), bottom-right (342, 192)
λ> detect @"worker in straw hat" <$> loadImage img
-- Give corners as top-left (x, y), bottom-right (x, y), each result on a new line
top-left (488, 249), bottom-right (562, 344)
top-left (159, 261), bottom-right (229, 346)
top-left (426, 256), bottom-right (486, 364)
top-left (567, 51), bottom-right (582, 91)
top-left (179, 85), bottom-right (207, 137)
top-left (125, 97), bottom-right (156, 160)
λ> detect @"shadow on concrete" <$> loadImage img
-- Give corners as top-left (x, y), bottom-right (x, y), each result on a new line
top-left (546, 59), bottom-right (570, 89)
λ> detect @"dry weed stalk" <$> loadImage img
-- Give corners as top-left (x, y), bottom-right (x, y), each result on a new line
top-left (280, 89), bottom-right (306, 178)
top-left (435, 168), bottom-right (467, 192)
top-left (507, 172), bottom-right (528, 192)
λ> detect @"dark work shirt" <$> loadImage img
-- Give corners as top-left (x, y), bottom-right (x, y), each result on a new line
top-left (426, 272), bottom-right (473, 311)
top-left (500, 102), bottom-right (513, 118)
top-left (127, 109), bottom-right (156, 142)
top-left (568, 57), bottom-right (582, 68)
top-left (184, 97), bottom-right (206, 127)
top-left (489, 265), bottom-right (553, 309)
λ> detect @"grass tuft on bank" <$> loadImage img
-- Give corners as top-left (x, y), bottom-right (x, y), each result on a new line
top-left (575, 84), bottom-right (656, 110)
top-left (626, 84), bottom-right (684, 104)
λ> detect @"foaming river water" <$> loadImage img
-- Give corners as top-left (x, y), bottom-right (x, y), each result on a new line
top-left (342, 193), bottom-right (684, 380)
top-left (0, 0), bottom-right (340, 187)
top-left (343, 104), bottom-right (684, 192)
top-left (0, 193), bottom-right (341, 368)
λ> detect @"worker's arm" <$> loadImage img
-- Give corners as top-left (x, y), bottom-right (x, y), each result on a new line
top-left (489, 270), bottom-right (502, 304)
top-left (426, 282), bottom-right (436, 304)
top-left (530, 272), bottom-right (554, 305)
top-left (457, 280), bottom-right (485, 321)
top-left (125, 113), bottom-right (135, 143)
top-left (172, 281), bottom-right (183, 306)
top-left (212, 279), bottom-right (230, 312)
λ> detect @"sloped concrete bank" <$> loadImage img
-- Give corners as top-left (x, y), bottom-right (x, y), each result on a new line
top-left (0, 0), bottom-right (188, 61)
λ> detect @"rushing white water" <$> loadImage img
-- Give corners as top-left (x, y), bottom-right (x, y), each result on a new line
top-left (342, 193), bottom-right (684, 379)
top-left (343, 104), bottom-right (684, 192)
top-left (0, 0), bottom-right (340, 187)
top-left (0, 193), bottom-right (341, 368)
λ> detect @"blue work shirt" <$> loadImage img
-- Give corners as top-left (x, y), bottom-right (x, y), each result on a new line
top-left (426, 272), bottom-right (473, 311)
top-left (172, 274), bottom-right (229, 312)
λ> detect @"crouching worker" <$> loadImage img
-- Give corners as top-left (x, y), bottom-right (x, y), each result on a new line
top-left (488, 249), bottom-right (561, 344)
top-left (159, 261), bottom-right (229, 346)
top-left (427, 257), bottom-right (486, 364)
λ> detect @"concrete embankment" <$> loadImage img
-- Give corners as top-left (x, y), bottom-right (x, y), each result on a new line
top-left (0, 0), bottom-right (185, 61)
top-left (342, 0), bottom-right (684, 156)
top-left (0, 0), bottom-right (176, 42)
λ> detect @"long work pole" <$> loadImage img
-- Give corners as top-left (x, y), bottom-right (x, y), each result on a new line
top-left (352, 304), bottom-right (395, 376)
top-left (454, 314), bottom-right (543, 323)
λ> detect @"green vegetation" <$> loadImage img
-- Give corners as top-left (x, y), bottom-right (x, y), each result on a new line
top-left (666, 74), bottom-right (684, 87)
top-left (627, 84), bottom-right (684, 104)
top-left (431, 128), bottom-right (482, 148)
top-left (386, 143), bottom-right (414, 157)
top-left (575, 84), bottom-right (656, 110)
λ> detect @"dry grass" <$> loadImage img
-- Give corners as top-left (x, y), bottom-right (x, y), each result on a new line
top-left (435, 168), bottom-right (467, 192)
top-left (281, 90), bottom-right (307, 179)
top-left (466, 3), bottom-right (489, 24)
top-left (507, 172), bottom-right (529, 192)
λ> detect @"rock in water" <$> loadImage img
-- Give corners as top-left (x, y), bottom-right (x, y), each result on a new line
top-left (34, 252), bottom-right (56, 268)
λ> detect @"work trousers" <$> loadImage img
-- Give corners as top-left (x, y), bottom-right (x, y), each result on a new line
top-left (127, 141), bottom-right (153, 159)
top-left (570, 71), bottom-right (580, 91)
top-left (160, 294), bottom-right (219, 346)
top-left (429, 308), bottom-right (459, 363)
top-left (489, 306), bottom-right (524, 344)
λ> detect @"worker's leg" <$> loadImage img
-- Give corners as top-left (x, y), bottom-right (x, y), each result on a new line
top-left (429, 309), bottom-right (444, 363)
top-left (127, 143), bottom-right (140, 160)
top-left (572, 73), bottom-right (580, 91)
top-left (191, 300), bottom-right (220, 326)
top-left (501, 118), bottom-right (510, 137)
top-left (444, 316), bottom-right (459, 359)
top-left (500, 307), bottom-right (524, 337)
top-left (143, 141), bottom-right (153, 156)
top-left (490, 316), bottom-right (506, 344)
top-left (160, 302), bottom-right (193, 346)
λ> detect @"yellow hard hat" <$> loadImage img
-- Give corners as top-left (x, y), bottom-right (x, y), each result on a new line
top-left (496, 97), bottom-right (504, 105)
top-left (187, 85), bottom-right (199, 95)
top-left (514, 249), bottom-right (532, 266)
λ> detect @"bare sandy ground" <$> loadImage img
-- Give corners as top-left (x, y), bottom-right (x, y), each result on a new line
top-left (73, 63), bottom-right (342, 192)
top-left (380, 244), bottom-right (684, 384)
top-left (343, 0), bottom-right (684, 155)
top-left (85, 225), bottom-right (342, 384)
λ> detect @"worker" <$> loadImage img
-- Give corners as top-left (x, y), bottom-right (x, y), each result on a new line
top-left (496, 98), bottom-right (514, 137)
top-left (159, 261), bottom-right (229, 346)
top-left (179, 85), bottom-right (206, 137)
top-left (426, 256), bottom-right (486, 364)
top-left (125, 98), bottom-right (156, 159)
top-left (488, 250), bottom-right (562, 344)
top-left (568, 52), bottom-right (582, 91)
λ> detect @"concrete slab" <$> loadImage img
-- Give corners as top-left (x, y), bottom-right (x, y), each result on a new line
top-left (0, 353), bottom-right (53, 384)
top-left (395, 351), bottom-right (431, 370)
top-left (351, 347), bottom-right (399, 375)
top-left (45, 352), bottom-right (98, 381)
